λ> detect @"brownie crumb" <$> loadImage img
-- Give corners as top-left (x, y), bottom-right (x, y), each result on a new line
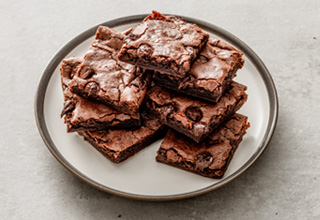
top-left (118, 214), bottom-right (122, 218)
top-left (313, 37), bottom-right (317, 40)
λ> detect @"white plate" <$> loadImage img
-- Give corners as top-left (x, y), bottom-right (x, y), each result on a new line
top-left (35, 15), bottom-right (278, 200)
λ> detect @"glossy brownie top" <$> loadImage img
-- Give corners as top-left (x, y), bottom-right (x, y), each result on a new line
top-left (145, 81), bottom-right (247, 142)
top-left (118, 11), bottom-right (209, 77)
top-left (157, 114), bottom-right (249, 178)
top-left (69, 26), bottom-right (151, 114)
top-left (61, 57), bottom-right (139, 132)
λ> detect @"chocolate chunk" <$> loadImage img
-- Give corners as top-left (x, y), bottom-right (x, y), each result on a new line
top-left (195, 152), bottom-right (214, 171)
top-left (84, 82), bottom-right (99, 97)
top-left (79, 66), bottom-right (95, 79)
top-left (60, 99), bottom-right (75, 117)
top-left (185, 106), bottom-right (203, 122)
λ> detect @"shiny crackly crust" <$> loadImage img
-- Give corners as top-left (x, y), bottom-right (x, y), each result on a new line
top-left (69, 26), bottom-right (151, 114)
top-left (78, 111), bottom-right (168, 163)
top-left (153, 38), bottom-right (244, 103)
top-left (145, 81), bottom-right (247, 143)
top-left (118, 11), bottom-right (209, 77)
top-left (60, 57), bottom-right (140, 132)
top-left (156, 114), bottom-right (250, 178)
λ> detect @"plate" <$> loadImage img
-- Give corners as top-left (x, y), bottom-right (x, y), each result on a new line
top-left (35, 14), bottom-right (278, 200)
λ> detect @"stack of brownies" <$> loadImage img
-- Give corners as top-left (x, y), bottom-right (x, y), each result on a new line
top-left (60, 11), bottom-right (250, 179)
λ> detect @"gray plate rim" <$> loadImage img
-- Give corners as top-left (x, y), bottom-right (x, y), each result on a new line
top-left (34, 14), bottom-right (279, 201)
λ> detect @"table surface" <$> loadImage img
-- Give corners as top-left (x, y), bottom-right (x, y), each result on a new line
top-left (1, 0), bottom-right (319, 219)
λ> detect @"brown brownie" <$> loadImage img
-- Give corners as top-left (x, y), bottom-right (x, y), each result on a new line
top-left (60, 57), bottom-right (140, 132)
top-left (78, 110), bottom-right (167, 163)
top-left (145, 81), bottom-right (247, 143)
top-left (156, 114), bottom-right (250, 178)
top-left (69, 26), bottom-right (151, 114)
top-left (118, 11), bottom-right (209, 78)
top-left (153, 38), bottom-right (244, 103)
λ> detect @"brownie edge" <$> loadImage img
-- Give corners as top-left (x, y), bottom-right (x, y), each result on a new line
top-left (118, 11), bottom-right (209, 78)
top-left (156, 113), bottom-right (250, 178)
top-left (60, 57), bottom-right (140, 132)
top-left (69, 26), bottom-right (151, 114)
top-left (153, 38), bottom-right (245, 103)
top-left (78, 111), bottom-right (167, 163)
top-left (145, 81), bottom-right (248, 143)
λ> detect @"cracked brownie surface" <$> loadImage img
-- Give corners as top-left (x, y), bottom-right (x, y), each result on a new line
top-left (118, 11), bottom-right (209, 78)
top-left (156, 114), bottom-right (249, 178)
top-left (153, 38), bottom-right (244, 103)
top-left (78, 110), bottom-right (167, 163)
top-left (145, 81), bottom-right (247, 143)
top-left (60, 57), bottom-right (140, 132)
top-left (69, 26), bottom-right (151, 114)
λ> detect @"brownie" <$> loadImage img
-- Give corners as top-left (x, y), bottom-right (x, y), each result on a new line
top-left (118, 11), bottom-right (209, 78)
top-left (153, 38), bottom-right (244, 103)
top-left (60, 57), bottom-right (140, 132)
top-left (156, 114), bottom-right (250, 178)
top-left (145, 81), bottom-right (247, 143)
top-left (78, 110), bottom-right (167, 163)
top-left (69, 26), bottom-right (151, 114)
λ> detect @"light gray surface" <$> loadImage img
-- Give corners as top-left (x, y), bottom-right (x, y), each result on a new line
top-left (1, 0), bottom-right (319, 219)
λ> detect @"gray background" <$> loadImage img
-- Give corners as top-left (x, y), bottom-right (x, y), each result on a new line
top-left (1, 0), bottom-right (319, 219)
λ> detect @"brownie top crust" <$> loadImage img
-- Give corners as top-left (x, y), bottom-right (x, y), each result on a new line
top-left (80, 110), bottom-right (164, 154)
top-left (69, 26), bottom-right (151, 114)
top-left (145, 81), bottom-right (247, 142)
top-left (158, 114), bottom-right (249, 173)
top-left (153, 38), bottom-right (244, 103)
top-left (61, 57), bottom-right (139, 132)
top-left (118, 11), bottom-right (209, 77)
top-left (182, 38), bottom-right (244, 92)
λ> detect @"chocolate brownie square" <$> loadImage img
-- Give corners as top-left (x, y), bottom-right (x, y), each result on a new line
top-left (78, 110), bottom-right (167, 163)
top-left (145, 81), bottom-right (247, 143)
top-left (153, 38), bottom-right (244, 103)
top-left (156, 114), bottom-right (250, 178)
top-left (69, 26), bottom-right (151, 114)
top-left (61, 57), bottom-right (140, 132)
top-left (118, 11), bottom-right (209, 78)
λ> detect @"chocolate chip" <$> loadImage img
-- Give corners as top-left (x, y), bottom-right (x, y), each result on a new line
top-left (197, 55), bottom-right (209, 63)
top-left (137, 44), bottom-right (154, 57)
top-left (84, 82), bottom-right (99, 97)
top-left (195, 152), bottom-right (214, 171)
top-left (79, 66), bottom-right (95, 79)
top-left (60, 100), bottom-right (75, 117)
top-left (185, 106), bottom-right (203, 122)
